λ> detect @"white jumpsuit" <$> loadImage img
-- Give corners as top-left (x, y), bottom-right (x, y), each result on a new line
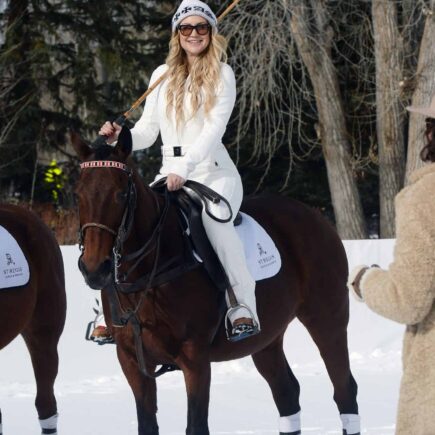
top-left (130, 63), bottom-right (258, 325)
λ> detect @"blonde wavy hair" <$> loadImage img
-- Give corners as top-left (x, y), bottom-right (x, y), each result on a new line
top-left (165, 29), bottom-right (228, 128)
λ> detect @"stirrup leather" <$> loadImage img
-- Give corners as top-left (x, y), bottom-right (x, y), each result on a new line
top-left (225, 304), bottom-right (260, 342)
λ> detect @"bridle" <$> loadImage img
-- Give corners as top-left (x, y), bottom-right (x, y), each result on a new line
top-left (78, 160), bottom-right (138, 282)
top-left (78, 160), bottom-right (169, 285)
top-left (77, 158), bottom-right (233, 379)
top-left (78, 159), bottom-right (183, 379)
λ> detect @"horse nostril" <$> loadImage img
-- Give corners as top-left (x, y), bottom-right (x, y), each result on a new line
top-left (78, 257), bottom-right (113, 289)
top-left (99, 259), bottom-right (112, 276)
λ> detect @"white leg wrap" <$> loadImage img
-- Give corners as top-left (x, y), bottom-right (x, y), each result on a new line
top-left (279, 411), bottom-right (301, 433)
top-left (340, 413), bottom-right (360, 434)
top-left (39, 413), bottom-right (58, 434)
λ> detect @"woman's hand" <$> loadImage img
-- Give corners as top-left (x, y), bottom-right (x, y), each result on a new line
top-left (166, 173), bottom-right (186, 191)
top-left (98, 121), bottom-right (122, 144)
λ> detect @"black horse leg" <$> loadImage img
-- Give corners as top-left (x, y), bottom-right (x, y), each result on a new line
top-left (299, 313), bottom-right (359, 434)
top-left (182, 360), bottom-right (211, 435)
top-left (252, 334), bottom-right (301, 435)
top-left (0, 408), bottom-right (3, 435)
top-left (117, 346), bottom-right (159, 435)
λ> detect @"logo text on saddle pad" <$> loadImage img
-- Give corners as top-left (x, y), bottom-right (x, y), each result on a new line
top-left (235, 213), bottom-right (281, 281)
top-left (0, 226), bottom-right (30, 289)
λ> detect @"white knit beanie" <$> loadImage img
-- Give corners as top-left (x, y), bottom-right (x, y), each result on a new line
top-left (172, 0), bottom-right (218, 32)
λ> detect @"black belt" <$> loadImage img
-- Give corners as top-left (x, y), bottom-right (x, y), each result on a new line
top-left (162, 146), bottom-right (185, 157)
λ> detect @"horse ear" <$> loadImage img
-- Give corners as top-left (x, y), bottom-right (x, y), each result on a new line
top-left (70, 131), bottom-right (92, 161)
top-left (114, 126), bottom-right (133, 159)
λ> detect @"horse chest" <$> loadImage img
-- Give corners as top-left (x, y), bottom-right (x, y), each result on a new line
top-left (116, 321), bottom-right (182, 365)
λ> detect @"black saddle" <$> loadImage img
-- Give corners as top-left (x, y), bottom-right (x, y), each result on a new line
top-left (152, 179), bottom-right (242, 293)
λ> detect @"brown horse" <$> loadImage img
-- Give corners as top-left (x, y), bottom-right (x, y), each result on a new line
top-left (72, 127), bottom-right (359, 435)
top-left (0, 204), bottom-right (66, 435)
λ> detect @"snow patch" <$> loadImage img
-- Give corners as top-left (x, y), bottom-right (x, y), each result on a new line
top-left (0, 241), bottom-right (403, 434)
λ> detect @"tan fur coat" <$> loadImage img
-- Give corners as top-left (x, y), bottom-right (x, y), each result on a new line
top-left (361, 163), bottom-right (435, 435)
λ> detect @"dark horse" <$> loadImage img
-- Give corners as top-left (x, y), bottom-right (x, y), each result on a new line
top-left (72, 128), bottom-right (359, 435)
top-left (0, 204), bottom-right (66, 435)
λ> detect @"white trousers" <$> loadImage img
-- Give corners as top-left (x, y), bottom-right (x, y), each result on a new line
top-left (201, 209), bottom-right (259, 325)
top-left (183, 167), bottom-right (259, 326)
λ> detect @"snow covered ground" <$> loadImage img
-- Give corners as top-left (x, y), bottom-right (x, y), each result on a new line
top-left (0, 240), bottom-right (403, 435)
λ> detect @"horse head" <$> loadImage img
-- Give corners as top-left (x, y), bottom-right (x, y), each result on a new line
top-left (72, 127), bottom-right (134, 289)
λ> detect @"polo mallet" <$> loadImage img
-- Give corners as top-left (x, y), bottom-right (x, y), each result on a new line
top-left (91, 0), bottom-right (242, 149)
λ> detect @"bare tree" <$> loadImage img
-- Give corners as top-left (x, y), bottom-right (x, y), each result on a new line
top-left (221, 0), bottom-right (367, 238)
top-left (288, 0), bottom-right (367, 239)
top-left (220, 1), bottom-right (310, 189)
top-left (372, 0), bottom-right (406, 237)
top-left (405, 1), bottom-right (435, 182)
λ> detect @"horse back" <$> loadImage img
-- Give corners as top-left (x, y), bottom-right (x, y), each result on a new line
top-left (210, 195), bottom-right (349, 361)
top-left (242, 194), bottom-right (348, 278)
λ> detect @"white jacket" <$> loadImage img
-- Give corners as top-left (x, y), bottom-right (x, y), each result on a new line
top-left (131, 63), bottom-right (238, 181)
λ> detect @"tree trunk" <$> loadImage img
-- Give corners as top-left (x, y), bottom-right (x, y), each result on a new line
top-left (372, 0), bottom-right (406, 238)
top-left (288, 0), bottom-right (367, 239)
top-left (405, 3), bottom-right (435, 182)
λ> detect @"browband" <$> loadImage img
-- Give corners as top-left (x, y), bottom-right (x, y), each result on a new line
top-left (80, 161), bottom-right (129, 172)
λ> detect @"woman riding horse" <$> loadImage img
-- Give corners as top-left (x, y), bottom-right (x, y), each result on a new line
top-left (74, 1), bottom-right (360, 434)
top-left (98, 0), bottom-right (258, 342)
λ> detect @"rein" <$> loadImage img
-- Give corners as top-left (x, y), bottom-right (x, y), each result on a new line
top-left (152, 178), bottom-right (233, 223)
top-left (78, 160), bottom-right (197, 379)
top-left (78, 160), bottom-right (234, 378)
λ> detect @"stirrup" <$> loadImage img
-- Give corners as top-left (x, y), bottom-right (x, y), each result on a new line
top-left (225, 304), bottom-right (260, 342)
top-left (85, 300), bottom-right (115, 345)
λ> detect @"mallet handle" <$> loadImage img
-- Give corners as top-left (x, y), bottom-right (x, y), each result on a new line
top-left (91, 114), bottom-right (127, 149)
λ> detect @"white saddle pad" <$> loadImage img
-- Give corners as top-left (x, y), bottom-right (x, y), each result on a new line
top-left (235, 212), bottom-right (281, 281)
top-left (0, 225), bottom-right (30, 289)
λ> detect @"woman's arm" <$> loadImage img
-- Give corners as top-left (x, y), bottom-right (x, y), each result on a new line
top-left (131, 65), bottom-right (167, 151)
top-left (170, 64), bottom-right (236, 180)
top-left (361, 194), bottom-right (435, 325)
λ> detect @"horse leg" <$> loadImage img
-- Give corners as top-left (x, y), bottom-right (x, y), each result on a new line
top-left (117, 346), bottom-right (159, 435)
top-left (298, 313), bottom-right (360, 435)
top-left (22, 332), bottom-right (60, 434)
top-left (0, 408), bottom-right (2, 435)
top-left (180, 358), bottom-right (211, 435)
top-left (252, 334), bottom-right (301, 435)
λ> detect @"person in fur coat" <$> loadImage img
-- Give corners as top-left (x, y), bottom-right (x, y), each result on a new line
top-left (348, 96), bottom-right (435, 435)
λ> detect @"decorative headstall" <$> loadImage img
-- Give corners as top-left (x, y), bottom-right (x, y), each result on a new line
top-left (78, 160), bottom-right (139, 283)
